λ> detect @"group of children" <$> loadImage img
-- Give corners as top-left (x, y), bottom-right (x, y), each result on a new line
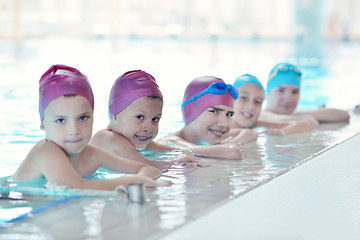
top-left (12, 63), bottom-right (350, 190)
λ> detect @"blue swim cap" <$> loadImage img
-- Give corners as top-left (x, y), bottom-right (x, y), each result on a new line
top-left (233, 74), bottom-right (265, 94)
top-left (266, 63), bottom-right (302, 93)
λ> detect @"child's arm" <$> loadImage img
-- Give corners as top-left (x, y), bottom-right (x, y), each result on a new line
top-left (14, 141), bottom-right (169, 190)
top-left (147, 141), bottom-right (201, 167)
top-left (79, 174), bottom-right (170, 190)
top-left (227, 128), bottom-right (258, 144)
top-left (110, 142), bottom-right (172, 171)
top-left (91, 130), bottom-right (172, 171)
top-left (160, 134), bottom-right (243, 160)
top-left (85, 144), bottom-right (162, 179)
top-left (258, 115), bottom-right (319, 135)
top-left (263, 119), bottom-right (318, 135)
top-left (186, 143), bottom-right (243, 160)
top-left (294, 108), bottom-right (350, 123)
top-left (146, 140), bottom-right (179, 151)
top-left (47, 157), bottom-right (167, 190)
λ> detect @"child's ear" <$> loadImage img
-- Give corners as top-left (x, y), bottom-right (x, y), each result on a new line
top-left (40, 123), bottom-right (45, 130)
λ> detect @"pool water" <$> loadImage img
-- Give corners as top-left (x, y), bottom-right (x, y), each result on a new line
top-left (0, 38), bottom-right (359, 178)
top-left (0, 193), bottom-right (81, 225)
top-left (0, 37), bottom-right (360, 239)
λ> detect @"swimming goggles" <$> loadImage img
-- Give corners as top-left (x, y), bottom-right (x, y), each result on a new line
top-left (181, 82), bottom-right (239, 109)
top-left (268, 64), bottom-right (302, 81)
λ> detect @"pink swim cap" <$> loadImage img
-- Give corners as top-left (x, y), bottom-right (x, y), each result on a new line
top-left (182, 76), bottom-right (238, 125)
top-left (108, 70), bottom-right (163, 118)
top-left (39, 64), bottom-right (94, 121)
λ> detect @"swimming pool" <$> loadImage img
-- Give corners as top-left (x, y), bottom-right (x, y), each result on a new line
top-left (0, 37), bottom-right (360, 239)
top-left (1, 37), bottom-right (358, 178)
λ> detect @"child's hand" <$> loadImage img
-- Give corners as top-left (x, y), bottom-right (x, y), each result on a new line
top-left (177, 161), bottom-right (208, 168)
top-left (174, 152), bottom-right (196, 162)
top-left (174, 152), bottom-right (208, 168)
top-left (115, 174), bottom-right (172, 191)
top-left (144, 178), bottom-right (172, 188)
top-left (153, 160), bottom-right (173, 171)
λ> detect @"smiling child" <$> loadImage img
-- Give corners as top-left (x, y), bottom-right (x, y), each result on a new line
top-left (159, 76), bottom-right (257, 159)
top-left (91, 70), bottom-right (199, 169)
top-left (13, 65), bottom-right (169, 190)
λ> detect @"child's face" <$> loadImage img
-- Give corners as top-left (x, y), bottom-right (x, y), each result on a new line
top-left (233, 83), bottom-right (264, 128)
top-left (111, 97), bottom-right (163, 150)
top-left (266, 85), bottom-right (300, 115)
top-left (187, 105), bottom-right (234, 145)
top-left (41, 95), bottom-right (93, 156)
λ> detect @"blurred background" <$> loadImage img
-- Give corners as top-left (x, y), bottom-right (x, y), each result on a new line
top-left (1, 0), bottom-right (360, 176)
top-left (1, 0), bottom-right (360, 40)
top-left (1, 0), bottom-right (359, 103)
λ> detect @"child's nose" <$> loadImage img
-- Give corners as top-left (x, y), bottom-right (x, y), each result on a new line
top-left (247, 103), bottom-right (254, 110)
top-left (284, 91), bottom-right (295, 100)
top-left (68, 122), bottom-right (80, 135)
top-left (143, 121), bottom-right (153, 133)
top-left (217, 113), bottom-right (229, 127)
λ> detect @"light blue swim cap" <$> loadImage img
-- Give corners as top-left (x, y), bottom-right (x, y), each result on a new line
top-left (266, 63), bottom-right (302, 93)
top-left (233, 74), bottom-right (265, 94)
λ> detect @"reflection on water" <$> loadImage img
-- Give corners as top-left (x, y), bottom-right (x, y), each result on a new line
top-left (155, 169), bottom-right (188, 230)
top-left (0, 223), bottom-right (52, 240)
top-left (83, 200), bottom-right (106, 238)
top-left (139, 119), bottom-right (359, 236)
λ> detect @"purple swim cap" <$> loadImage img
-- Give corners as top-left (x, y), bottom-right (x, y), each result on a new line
top-left (39, 64), bottom-right (94, 122)
top-left (182, 76), bottom-right (237, 125)
top-left (108, 70), bottom-right (163, 118)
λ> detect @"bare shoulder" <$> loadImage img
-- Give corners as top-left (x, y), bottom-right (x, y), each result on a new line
top-left (13, 140), bottom-right (66, 180)
top-left (91, 129), bottom-right (130, 149)
top-left (91, 129), bottom-right (113, 145)
top-left (27, 139), bottom-right (65, 161)
top-left (76, 144), bottom-right (106, 175)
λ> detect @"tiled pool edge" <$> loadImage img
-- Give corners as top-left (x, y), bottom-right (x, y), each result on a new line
top-left (157, 132), bottom-right (360, 240)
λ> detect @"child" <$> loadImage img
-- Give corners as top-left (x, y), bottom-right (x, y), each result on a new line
top-left (230, 73), bottom-right (318, 135)
top-left (13, 65), bottom-right (169, 190)
top-left (231, 74), bottom-right (265, 129)
top-left (260, 62), bottom-right (350, 124)
top-left (91, 70), bottom-right (199, 169)
top-left (159, 76), bottom-right (257, 160)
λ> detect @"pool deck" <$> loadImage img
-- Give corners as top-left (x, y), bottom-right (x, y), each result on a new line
top-left (162, 124), bottom-right (360, 240)
top-left (1, 114), bottom-right (360, 240)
